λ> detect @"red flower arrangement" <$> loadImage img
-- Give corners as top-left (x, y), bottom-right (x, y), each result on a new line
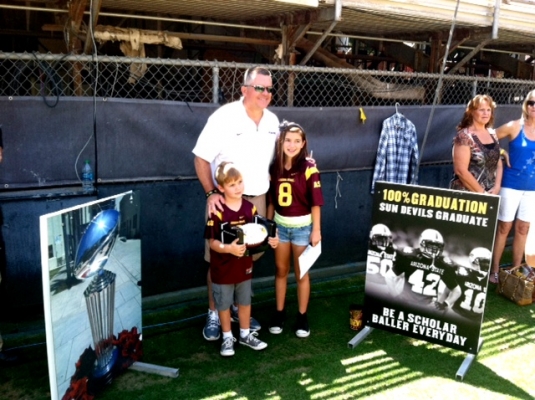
top-left (113, 327), bottom-right (143, 370)
top-left (61, 326), bottom-right (143, 399)
top-left (62, 346), bottom-right (96, 400)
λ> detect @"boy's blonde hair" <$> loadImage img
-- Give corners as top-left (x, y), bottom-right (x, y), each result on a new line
top-left (215, 162), bottom-right (242, 186)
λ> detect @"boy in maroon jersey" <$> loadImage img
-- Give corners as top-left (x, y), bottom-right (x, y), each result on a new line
top-left (267, 121), bottom-right (324, 338)
top-left (205, 162), bottom-right (278, 356)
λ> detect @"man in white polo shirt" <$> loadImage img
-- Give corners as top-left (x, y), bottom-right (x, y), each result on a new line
top-left (192, 67), bottom-right (279, 341)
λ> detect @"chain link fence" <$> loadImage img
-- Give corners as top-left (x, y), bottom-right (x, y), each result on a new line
top-left (0, 52), bottom-right (533, 107)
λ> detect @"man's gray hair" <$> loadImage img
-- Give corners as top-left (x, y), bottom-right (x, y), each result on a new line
top-left (243, 67), bottom-right (272, 85)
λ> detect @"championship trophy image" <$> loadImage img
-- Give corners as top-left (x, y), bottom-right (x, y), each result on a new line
top-left (73, 209), bottom-right (120, 385)
top-left (221, 215), bottom-right (276, 255)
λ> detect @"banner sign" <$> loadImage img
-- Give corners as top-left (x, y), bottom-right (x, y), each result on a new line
top-left (40, 191), bottom-right (142, 399)
top-left (363, 182), bottom-right (499, 354)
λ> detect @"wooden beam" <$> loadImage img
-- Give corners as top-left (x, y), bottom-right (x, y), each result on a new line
top-left (245, 8), bottom-right (334, 28)
top-left (67, 0), bottom-right (87, 52)
top-left (444, 36), bottom-right (470, 59)
top-left (447, 39), bottom-right (492, 75)
top-left (42, 24), bottom-right (64, 32)
top-left (429, 34), bottom-right (441, 73)
top-left (92, 26), bottom-right (182, 49)
top-left (296, 37), bottom-right (425, 101)
top-left (289, 22), bottom-right (311, 49)
top-left (154, 32), bottom-right (279, 46)
top-left (299, 19), bottom-right (338, 65)
top-left (67, 0), bottom-right (88, 96)
top-left (480, 51), bottom-right (533, 79)
top-left (86, 26), bottom-right (279, 47)
top-left (383, 42), bottom-right (429, 72)
top-left (280, 24), bottom-right (289, 64)
top-left (83, 0), bottom-right (102, 54)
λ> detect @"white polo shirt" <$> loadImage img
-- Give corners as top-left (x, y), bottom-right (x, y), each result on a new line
top-left (192, 99), bottom-right (279, 196)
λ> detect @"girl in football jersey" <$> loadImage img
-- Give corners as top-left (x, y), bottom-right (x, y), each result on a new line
top-left (267, 121), bottom-right (324, 338)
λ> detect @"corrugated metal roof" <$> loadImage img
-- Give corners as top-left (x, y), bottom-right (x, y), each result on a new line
top-left (96, 0), bottom-right (535, 51)
top-left (102, 0), bottom-right (317, 21)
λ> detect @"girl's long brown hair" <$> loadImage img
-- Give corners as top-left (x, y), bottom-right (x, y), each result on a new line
top-left (272, 120), bottom-right (309, 180)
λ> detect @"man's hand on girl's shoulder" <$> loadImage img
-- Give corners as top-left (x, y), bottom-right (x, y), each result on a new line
top-left (207, 192), bottom-right (225, 215)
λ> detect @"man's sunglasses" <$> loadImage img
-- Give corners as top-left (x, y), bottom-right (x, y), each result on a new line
top-left (244, 85), bottom-right (274, 94)
top-left (527, 100), bottom-right (535, 107)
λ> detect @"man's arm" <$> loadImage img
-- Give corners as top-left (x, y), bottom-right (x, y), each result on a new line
top-left (194, 156), bottom-right (224, 214)
top-left (194, 156), bottom-right (216, 193)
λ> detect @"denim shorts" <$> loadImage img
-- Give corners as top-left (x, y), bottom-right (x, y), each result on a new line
top-left (278, 223), bottom-right (312, 246)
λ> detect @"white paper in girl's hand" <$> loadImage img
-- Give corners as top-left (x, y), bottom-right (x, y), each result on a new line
top-left (298, 241), bottom-right (321, 279)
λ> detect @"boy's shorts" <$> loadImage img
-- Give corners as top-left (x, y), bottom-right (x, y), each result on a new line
top-left (498, 187), bottom-right (535, 222)
top-left (212, 280), bottom-right (252, 311)
top-left (278, 223), bottom-right (312, 246)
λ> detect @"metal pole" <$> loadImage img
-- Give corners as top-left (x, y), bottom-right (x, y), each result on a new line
top-left (212, 66), bottom-right (219, 104)
top-left (492, 0), bottom-right (501, 39)
top-left (416, 0), bottom-right (461, 179)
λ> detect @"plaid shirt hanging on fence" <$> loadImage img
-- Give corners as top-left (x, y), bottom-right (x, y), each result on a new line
top-left (371, 112), bottom-right (419, 193)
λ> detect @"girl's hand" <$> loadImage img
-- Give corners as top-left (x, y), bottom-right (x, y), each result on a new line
top-left (310, 230), bottom-right (321, 247)
top-left (268, 232), bottom-right (279, 249)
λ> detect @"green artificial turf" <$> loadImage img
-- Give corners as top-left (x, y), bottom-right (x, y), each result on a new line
top-left (1, 270), bottom-right (534, 400)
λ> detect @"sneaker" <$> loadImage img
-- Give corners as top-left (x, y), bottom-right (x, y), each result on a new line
top-left (230, 307), bottom-right (261, 332)
top-left (239, 332), bottom-right (268, 351)
top-left (220, 336), bottom-right (236, 357)
top-left (202, 310), bottom-right (221, 341)
top-left (268, 309), bottom-right (285, 334)
top-left (295, 312), bottom-right (310, 338)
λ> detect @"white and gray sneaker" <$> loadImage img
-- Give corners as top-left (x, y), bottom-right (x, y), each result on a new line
top-left (220, 336), bottom-right (236, 357)
top-left (202, 310), bottom-right (221, 341)
top-left (230, 306), bottom-right (261, 332)
top-left (239, 332), bottom-right (268, 351)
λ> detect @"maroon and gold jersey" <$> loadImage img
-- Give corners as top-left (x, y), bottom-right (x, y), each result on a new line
top-left (204, 200), bottom-right (256, 285)
top-left (269, 159), bottom-right (324, 217)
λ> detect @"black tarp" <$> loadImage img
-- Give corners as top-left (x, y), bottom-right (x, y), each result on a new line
top-left (0, 97), bottom-right (520, 189)
top-left (0, 97), bottom-right (523, 309)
